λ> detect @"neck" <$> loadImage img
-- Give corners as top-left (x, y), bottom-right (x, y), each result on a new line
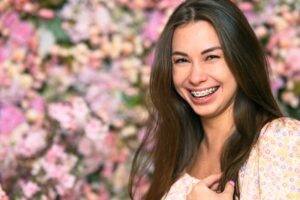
top-left (200, 105), bottom-right (235, 154)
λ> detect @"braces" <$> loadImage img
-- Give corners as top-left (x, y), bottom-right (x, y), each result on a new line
top-left (191, 87), bottom-right (218, 97)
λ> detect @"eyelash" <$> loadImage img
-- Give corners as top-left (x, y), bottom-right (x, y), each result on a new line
top-left (173, 55), bottom-right (220, 64)
top-left (205, 55), bottom-right (220, 61)
top-left (173, 58), bottom-right (189, 64)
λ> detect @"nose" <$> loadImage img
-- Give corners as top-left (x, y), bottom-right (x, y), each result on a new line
top-left (188, 63), bottom-right (207, 85)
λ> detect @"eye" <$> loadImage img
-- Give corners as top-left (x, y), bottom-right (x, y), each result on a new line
top-left (205, 55), bottom-right (220, 61)
top-left (173, 58), bottom-right (189, 64)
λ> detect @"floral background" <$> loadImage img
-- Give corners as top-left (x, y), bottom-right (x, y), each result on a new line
top-left (0, 0), bottom-right (299, 199)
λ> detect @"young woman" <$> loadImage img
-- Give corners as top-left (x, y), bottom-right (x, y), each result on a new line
top-left (129, 0), bottom-right (300, 199)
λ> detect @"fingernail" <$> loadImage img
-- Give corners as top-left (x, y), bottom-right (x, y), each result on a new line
top-left (229, 180), bottom-right (235, 187)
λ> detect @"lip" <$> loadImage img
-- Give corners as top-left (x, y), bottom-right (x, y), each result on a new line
top-left (188, 86), bottom-right (219, 105)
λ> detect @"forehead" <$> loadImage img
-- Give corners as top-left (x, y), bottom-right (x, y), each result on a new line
top-left (172, 21), bottom-right (221, 51)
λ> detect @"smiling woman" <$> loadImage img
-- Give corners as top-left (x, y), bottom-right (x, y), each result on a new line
top-left (129, 0), bottom-right (300, 200)
top-left (172, 21), bottom-right (237, 119)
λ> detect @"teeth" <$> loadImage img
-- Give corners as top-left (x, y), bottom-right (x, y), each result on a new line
top-left (191, 87), bottom-right (218, 98)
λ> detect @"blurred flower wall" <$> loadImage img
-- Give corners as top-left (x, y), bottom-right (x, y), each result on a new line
top-left (0, 0), bottom-right (299, 199)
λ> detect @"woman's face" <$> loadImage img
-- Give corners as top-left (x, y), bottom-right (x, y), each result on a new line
top-left (172, 21), bottom-right (238, 119)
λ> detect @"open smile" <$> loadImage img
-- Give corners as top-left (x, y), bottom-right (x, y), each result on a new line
top-left (190, 86), bottom-right (220, 98)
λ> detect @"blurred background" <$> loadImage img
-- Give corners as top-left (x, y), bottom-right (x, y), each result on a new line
top-left (0, 0), bottom-right (299, 199)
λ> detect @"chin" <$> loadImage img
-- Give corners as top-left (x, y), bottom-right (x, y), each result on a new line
top-left (193, 107), bottom-right (218, 118)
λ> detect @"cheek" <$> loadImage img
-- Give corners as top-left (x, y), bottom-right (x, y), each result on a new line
top-left (226, 72), bottom-right (238, 88)
top-left (172, 69), bottom-right (181, 86)
top-left (224, 74), bottom-right (238, 96)
top-left (172, 67), bottom-right (188, 85)
top-left (172, 70), bottom-right (186, 96)
top-left (219, 65), bottom-right (237, 87)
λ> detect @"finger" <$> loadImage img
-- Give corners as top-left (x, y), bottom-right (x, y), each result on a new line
top-left (202, 173), bottom-right (222, 187)
top-left (223, 180), bottom-right (235, 195)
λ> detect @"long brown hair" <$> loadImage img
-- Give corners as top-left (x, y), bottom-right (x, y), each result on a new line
top-left (129, 0), bottom-right (283, 199)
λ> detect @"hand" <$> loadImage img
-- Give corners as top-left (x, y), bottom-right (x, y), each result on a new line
top-left (187, 174), bottom-right (234, 200)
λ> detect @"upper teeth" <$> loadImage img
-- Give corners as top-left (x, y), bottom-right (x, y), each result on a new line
top-left (191, 87), bottom-right (218, 97)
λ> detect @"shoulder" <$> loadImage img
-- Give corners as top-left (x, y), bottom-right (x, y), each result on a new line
top-left (260, 117), bottom-right (300, 138)
top-left (257, 117), bottom-right (300, 156)
top-left (253, 117), bottom-right (300, 198)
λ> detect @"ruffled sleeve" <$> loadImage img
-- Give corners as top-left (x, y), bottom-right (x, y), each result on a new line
top-left (256, 117), bottom-right (300, 199)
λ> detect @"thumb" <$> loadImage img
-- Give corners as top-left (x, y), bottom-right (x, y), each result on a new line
top-left (223, 180), bottom-right (235, 195)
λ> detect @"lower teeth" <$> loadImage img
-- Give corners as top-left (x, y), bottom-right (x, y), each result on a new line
top-left (197, 92), bottom-right (213, 98)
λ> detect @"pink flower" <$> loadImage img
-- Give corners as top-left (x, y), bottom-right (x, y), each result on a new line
top-left (58, 174), bottom-right (75, 189)
top-left (157, 0), bottom-right (183, 9)
top-left (38, 9), bottom-right (55, 19)
top-left (142, 11), bottom-right (165, 41)
top-left (104, 133), bottom-right (116, 146)
top-left (0, 185), bottom-right (9, 200)
top-left (145, 50), bottom-right (154, 66)
top-left (19, 180), bottom-right (40, 198)
top-left (31, 96), bottom-right (45, 114)
top-left (78, 137), bottom-right (93, 156)
top-left (0, 11), bottom-right (34, 46)
top-left (10, 21), bottom-right (34, 46)
top-left (285, 48), bottom-right (300, 78)
top-left (0, 47), bottom-right (9, 63)
top-left (44, 144), bottom-right (66, 164)
top-left (77, 67), bottom-right (100, 84)
top-left (94, 5), bottom-right (111, 34)
top-left (267, 28), bottom-right (296, 51)
top-left (84, 118), bottom-right (108, 140)
top-left (54, 173), bottom-right (76, 196)
top-left (15, 128), bottom-right (47, 157)
top-left (134, 176), bottom-right (149, 199)
top-left (48, 97), bottom-right (91, 131)
top-left (41, 144), bottom-right (77, 175)
top-left (40, 146), bottom-right (77, 195)
top-left (0, 66), bottom-right (10, 86)
top-left (98, 185), bottom-right (109, 200)
top-left (0, 105), bottom-right (25, 135)
top-left (115, 149), bottom-right (129, 163)
top-left (270, 77), bottom-right (284, 94)
top-left (239, 2), bottom-right (258, 25)
top-left (82, 155), bottom-right (104, 174)
top-left (0, 82), bottom-right (26, 105)
top-left (9, 0), bottom-right (30, 10)
top-left (86, 86), bottom-right (120, 123)
top-left (48, 103), bottom-right (76, 130)
top-left (282, 91), bottom-right (299, 108)
top-left (71, 97), bottom-right (89, 127)
top-left (1, 11), bottom-right (19, 31)
top-left (102, 161), bottom-right (114, 178)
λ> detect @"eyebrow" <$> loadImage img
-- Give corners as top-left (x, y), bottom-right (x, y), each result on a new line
top-left (201, 46), bottom-right (222, 55)
top-left (172, 46), bottom-right (222, 56)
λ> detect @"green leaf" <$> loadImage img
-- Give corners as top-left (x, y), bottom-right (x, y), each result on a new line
top-left (123, 94), bottom-right (142, 107)
top-left (39, 0), bottom-right (67, 9)
top-left (293, 81), bottom-right (300, 95)
top-left (43, 16), bottom-right (72, 45)
top-left (285, 105), bottom-right (300, 120)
